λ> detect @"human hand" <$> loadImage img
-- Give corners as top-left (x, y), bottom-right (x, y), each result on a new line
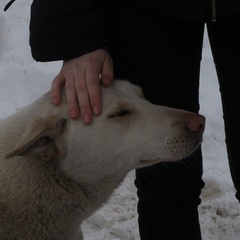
top-left (51, 49), bottom-right (114, 124)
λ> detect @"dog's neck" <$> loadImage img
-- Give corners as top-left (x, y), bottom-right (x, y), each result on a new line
top-left (52, 160), bottom-right (127, 214)
top-left (45, 159), bottom-right (125, 212)
top-left (0, 157), bottom-right (126, 239)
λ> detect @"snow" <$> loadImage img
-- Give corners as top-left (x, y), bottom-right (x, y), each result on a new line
top-left (0, 1), bottom-right (240, 239)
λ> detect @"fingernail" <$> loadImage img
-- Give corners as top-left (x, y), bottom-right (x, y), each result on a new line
top-left (83, 113), bottom-right (91, 124)
top-left (52, 96), bottom-right (58, 105)
top-left (70, 108), bottom-right (79, 119)
top-left (93, 105), bottom-right (100, 115)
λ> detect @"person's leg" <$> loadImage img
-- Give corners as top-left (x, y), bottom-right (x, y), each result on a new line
top-left (110, 7), bottom-right (205, 240)
top-left (207, 11), bottom-right (240, 201)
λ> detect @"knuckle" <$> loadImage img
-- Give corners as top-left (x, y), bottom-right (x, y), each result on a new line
top-left (87, 77), bottom-right (99, 86)
top-left (76, 81), bottom-right (87, 92)
top-left (64, 81), bottom-right (73, 90)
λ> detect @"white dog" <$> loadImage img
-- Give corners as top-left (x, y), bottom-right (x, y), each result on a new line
top-left (0, 80), bottom-right (205, 240)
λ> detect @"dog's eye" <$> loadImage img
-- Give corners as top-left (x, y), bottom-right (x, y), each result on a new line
top-left (108, 110), bottom-right (130, 118)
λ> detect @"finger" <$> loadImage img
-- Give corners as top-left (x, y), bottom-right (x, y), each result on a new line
top-left (86, 71), bottom-right (102, 116)
top-left (75, 72), bottom-right (92, 124)
top-left (101, 53), bottom-right (114, 87)
top-left (64, 74), bottom-right (80, 119)
top-left (51, 74), bottom-right (66, 105)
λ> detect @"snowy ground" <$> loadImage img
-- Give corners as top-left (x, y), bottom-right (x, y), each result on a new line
top-left (0, 1), bottom-right (240, 239)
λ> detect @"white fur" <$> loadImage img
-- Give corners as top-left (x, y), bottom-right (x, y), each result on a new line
top-left (0, 80), bottom-right (205, 240)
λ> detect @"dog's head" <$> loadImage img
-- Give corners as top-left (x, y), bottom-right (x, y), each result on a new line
top-left (5, 80), bottom-right (205, 183)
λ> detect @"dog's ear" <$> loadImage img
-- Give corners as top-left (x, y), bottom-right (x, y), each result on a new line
top-left (5, 116), bottom-right (67, 161)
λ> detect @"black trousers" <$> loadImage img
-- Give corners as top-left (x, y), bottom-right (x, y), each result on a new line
top-left (110, 8), bottom-right (240, 240)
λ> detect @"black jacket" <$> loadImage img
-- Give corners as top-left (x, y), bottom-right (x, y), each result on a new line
top-left (30, 0), bottom-right (240, 62)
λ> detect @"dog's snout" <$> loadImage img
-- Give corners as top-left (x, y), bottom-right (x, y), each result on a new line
top-left (185, 114), bottom-right (205, 134)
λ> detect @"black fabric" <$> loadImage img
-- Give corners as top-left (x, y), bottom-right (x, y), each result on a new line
top-left (207, 12), bottom-right (240, 201)
top-left (30, 0), bottom-right (113, 61)
top-left (109, 10), bottom-right (240, 239)
top-left (29, 0), bottom-right (240, 62)
top-left (117, 0), bottom-right (240, 22)
top-left (110, 9), bottom-right (204, 111)
top-left (110, 13), bottom-right (205, 239)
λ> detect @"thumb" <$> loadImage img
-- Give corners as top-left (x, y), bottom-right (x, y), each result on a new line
top-left (101, 53), bottom-right (114, 87)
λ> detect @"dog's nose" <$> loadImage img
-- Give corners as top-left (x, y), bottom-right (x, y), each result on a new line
top-left (186, 114), bottom-right (205, 134)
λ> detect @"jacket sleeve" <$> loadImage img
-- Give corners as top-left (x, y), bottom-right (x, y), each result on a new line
top-left (29, 0), bottom-right (112, 62)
